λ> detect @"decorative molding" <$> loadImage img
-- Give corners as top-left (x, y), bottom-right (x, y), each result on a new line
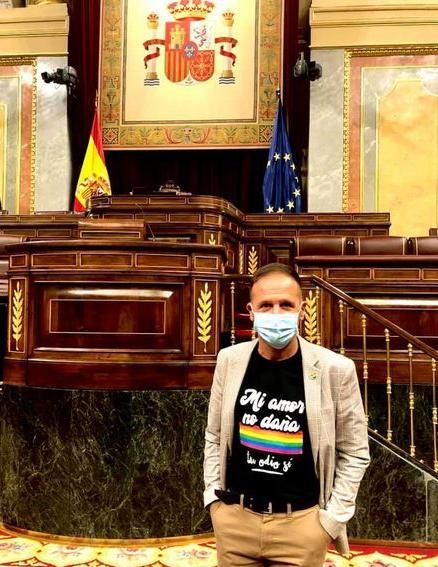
top-left (247, 246), bottom-right (258, 275)
top-left (28, 1), bottom-right (66, 4)
top-left (238, 244), bottom-right (244, 274)
top-left (0, 4), bottom-right (68, 55)
top-left (342, 45), bottom-right (438, 216)
top-left (0, 57), bottom-right (37, 214)
top-left (303, 289), bottom-right (318, 343)
top-left (310, 2), bottom-right (438, 48)
top-left (30, 56), bottom-right (37, 214)
top-left (197, 282), bottom-right (212, 352)
top-left (342, 49), bottom-right (351, 213)
top-left (11, 280), bottom-right (24, 351)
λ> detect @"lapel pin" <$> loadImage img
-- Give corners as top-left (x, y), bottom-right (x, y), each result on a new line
top-left (309, 369), bottom-right (319, 380)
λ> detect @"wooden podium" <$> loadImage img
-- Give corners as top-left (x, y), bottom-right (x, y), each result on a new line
top-left (4, 240), bottom-right (225, 390)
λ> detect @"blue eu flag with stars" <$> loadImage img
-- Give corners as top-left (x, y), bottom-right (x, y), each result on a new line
top-left (262, 94), bottom-right (302, 213)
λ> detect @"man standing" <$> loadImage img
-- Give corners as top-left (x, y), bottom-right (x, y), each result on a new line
top-left (204, 263), bottom-right (369, 566)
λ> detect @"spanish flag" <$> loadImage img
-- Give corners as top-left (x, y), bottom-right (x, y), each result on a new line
top-left (73, 109), bottom-right (111, 212)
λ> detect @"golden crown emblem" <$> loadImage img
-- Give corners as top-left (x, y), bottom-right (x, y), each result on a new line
top-left (222, 11), bottom-right (234, 25)
top-left (147, 12), bottom-right (160, 29)
top-left (167, 0), bottom-right (215, 21)
top-left (147, 13), bottom-right (159, 23)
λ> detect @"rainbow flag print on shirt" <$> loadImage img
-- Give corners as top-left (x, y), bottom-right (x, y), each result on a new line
top-left (239, 424), bottom-right (303, 455)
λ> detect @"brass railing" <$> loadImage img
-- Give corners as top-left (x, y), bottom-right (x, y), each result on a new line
top-left (223, 274), bottom-right (438, 477)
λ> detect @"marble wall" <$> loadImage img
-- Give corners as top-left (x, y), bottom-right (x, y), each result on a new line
top-left (0, 383), bottom-right (436, 542)
top-left (35, 57), bottom-right (71, 212)
top-left (307, 45), bottom-right (438, 237)
top-left (0, 386), bottom-right (211, 538)
top-left (308, 49), bottom-right (345, 212)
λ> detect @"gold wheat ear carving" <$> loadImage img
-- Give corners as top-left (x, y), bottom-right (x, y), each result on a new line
top-left (247, 246), bottom-right (258, 275)
top-left (208, 234), bottom-right (217, 245)
top-left (238, 245), bottom-right (244, 274)
top-left (12, 281), bottom-right (23, 351)
top-left (197, 282), bottom-right (212, 352)
top-left (304, 290), bottom-right (318, 343)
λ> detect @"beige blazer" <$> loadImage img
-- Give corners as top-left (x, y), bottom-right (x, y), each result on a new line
top-left (203, 336), bottom-right (370, 555)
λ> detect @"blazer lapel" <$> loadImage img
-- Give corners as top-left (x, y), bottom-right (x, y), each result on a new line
top-left (298, 336), bottom-right (321, 469)
top-left (223, 340), bottom-right (258, 450)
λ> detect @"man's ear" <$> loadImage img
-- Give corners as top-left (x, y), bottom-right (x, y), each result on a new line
top-left (247, 302), bottom-right (254, 321)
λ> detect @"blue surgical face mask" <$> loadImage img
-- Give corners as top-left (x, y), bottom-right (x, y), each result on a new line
top-left (252, 311), bottom-right (300, 350)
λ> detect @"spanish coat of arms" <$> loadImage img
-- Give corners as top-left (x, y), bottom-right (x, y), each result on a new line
top-left (143, 0), bottom-right (238, 86)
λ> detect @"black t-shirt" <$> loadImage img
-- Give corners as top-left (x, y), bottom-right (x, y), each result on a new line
top-left (226, 346), bottom-right (319, 504)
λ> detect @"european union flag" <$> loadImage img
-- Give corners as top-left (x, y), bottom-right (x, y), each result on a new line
top-left (262, 94), bottom-right (302, 213)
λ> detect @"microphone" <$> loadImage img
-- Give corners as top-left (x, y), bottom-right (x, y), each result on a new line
top-left (133, 202), bottom-right (155, 241)
top-left (146, 221), bottom-right (156, 242)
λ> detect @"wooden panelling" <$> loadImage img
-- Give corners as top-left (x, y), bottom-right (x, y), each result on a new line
top-left (348, 305), bottom-right (438, 342)
top-left (245, 230), bottom-right (263, 238)
top-left (300, 267), bottom-right (323, 277)
top-left (143, 213), bottom-right (167, 222)
top-left (350, 356), bottom-right (434, 385)
top-left (2, 358), bottom-right (26, 385)
top-left (422, 269), bottom-right (438, 279)
top-left (193, 256), bottom-right (219, 270)
top-left (77, 219), bottom-right (145, 240)
top-left (327, 268), bottom-right (371, 279)
top-left (374, 269), bottom-right (421, 280)
top-left (49, 299), bottom-right (166, 334)
top-left (204, 214), bottom-right (220, 225)
top-left (80, 253), bottom-right (133, 268)
top-left (79, 230), bottom-right (143, 240)
top-left (136, 253), bottom-right (189, 269)
top-left (267, 247), bottom-right (290, 265)
top-left (169, 214), bottom-right (202, 224)
top-left (10, 255), bottom-right (27, 267)
top-left (25, 361), bottom-right (190, 389)
top-left (32, 253), bottom-right (77, 267)
top-left (36, 284), bottom-right (183, 351)
top-left (37, 229), bottom-right (73, 238)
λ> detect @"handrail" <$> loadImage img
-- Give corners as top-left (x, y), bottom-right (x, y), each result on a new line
top-left (305, 275), bottom-right (438, 361)
top-left (368, 429), bottom-right (438, 481)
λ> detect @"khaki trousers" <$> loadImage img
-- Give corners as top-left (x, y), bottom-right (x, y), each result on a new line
top-left (210, 502), bottom-right (331, 567)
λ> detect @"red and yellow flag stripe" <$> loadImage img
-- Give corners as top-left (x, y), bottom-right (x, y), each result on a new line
top-left (74, 110), bottom-right (111, 213)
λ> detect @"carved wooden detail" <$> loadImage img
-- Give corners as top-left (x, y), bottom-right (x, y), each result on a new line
top-left (11, 281), bottom-right (24, 351)
top-left (247, 246), bottom-right (258, 276)
top-left (196, 282), bottom-right (212, 353)
top-left (303, 289), bottom-right (318, 344)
